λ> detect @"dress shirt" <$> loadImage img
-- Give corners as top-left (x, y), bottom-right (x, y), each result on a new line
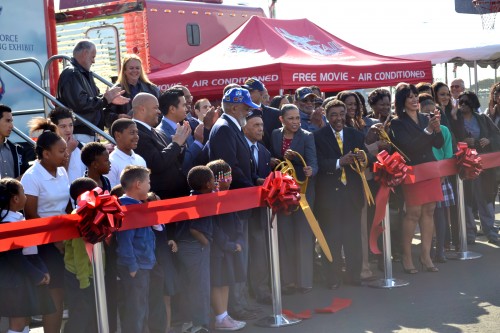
top-left (107, 148), bottom-right (147, 187)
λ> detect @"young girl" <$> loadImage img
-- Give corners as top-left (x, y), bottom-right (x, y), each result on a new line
top-left (21, 118), bottom-right (70, 333)
top-left (0, 178), bottom-right (55, 333)
top-left (206, 159), bottom-right (246, 331)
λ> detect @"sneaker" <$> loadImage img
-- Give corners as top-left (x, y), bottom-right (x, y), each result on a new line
top-left (188, 326), bottom-right (210, 333)
top-left (182, 322), bottom-right (193, 333)
top-left (214, 315), bottom-right (245, 331)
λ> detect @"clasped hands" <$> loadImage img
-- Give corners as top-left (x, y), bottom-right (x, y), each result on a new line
top-left (339, 150), bottom-right (365, 167)
top-left (283, 149), bottom-right (313, 177)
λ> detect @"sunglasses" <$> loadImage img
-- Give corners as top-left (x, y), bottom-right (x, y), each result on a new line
top-left (450, 85), bottom-right (462, 89)
top-left (458, 99), bottom-right (470, 106)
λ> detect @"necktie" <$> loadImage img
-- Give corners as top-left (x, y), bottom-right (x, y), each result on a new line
top-left (250, 144), bottom-right (258, 173)
top-left (335, 132), bottom-right (347, 185)
top-left (151, 128), bottom-right (167, 146)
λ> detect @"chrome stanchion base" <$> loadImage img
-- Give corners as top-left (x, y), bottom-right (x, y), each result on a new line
top-left (368, 278), bottom-right (409, 289)
top-left (446, 250), bottom-right (482, 260)
top-left (255, 315), bottom-right (301, 327)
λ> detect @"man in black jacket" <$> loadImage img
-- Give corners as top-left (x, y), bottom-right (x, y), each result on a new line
top-left (132, 92), bottom-right (191, 199)
top-left (57, 40), bottom-right (129, 143)
top-left (0, 104), bottom-right (30, 179)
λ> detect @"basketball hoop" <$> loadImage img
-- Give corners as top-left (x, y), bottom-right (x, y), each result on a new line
top-left (473, 0), bottom-right (500, 30)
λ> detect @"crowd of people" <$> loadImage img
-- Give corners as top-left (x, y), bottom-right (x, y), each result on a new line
top-left (1, 39), bottom-right (500, 333)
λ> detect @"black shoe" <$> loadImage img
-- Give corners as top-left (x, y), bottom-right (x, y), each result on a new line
top-left (467, 239), bottom-right (476, 245)
top-left (229, 309), bottom-right (257, 320)
top-left (488, 238), bottom-right (500, 245)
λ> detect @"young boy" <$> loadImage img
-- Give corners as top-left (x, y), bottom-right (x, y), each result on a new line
top-left (49, 107), bottom-right (86, 183)
top-left (107, 119), bottom-right (147, 188)
top-left (80, 142), bottom-right (112, 191)
top-left (64, 177), bottom-right (99, 333)
top-left (115, 165), bottom-right (156, 333)
top-left (176, 165), bottom-right (215, 333)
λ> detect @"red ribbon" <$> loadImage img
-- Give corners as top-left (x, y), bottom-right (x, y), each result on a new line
top-left (455, 142), bottom-right (482, 180)
top-left (262, 171), bottom-right (301, 215)
top-left (370, 151), bottom-right (412, 254)
top-left (282, 309), bottom-right (312, 319)
top-left (315, 298), bottom-right (352, 313)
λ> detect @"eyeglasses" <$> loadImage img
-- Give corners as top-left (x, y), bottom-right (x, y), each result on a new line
top-left (450, 85), bottom-right (462, 89)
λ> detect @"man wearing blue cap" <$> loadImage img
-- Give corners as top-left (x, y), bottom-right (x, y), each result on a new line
top-left (295, 86), bottom-right (326, 132)
top-left (208, 87), bottom-right (261, 320)
top-left (242, 78), bottom-right (281, 149)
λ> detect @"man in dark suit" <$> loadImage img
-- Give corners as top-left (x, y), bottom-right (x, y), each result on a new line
top-left (242, 78), bottom-right (281, 149)
top-left (208, 87), bottom-right (260, 320)
top-left (156, 88), bottom-right (204, 175)
top-left (242, 109), bottom-right (272, 305)
top-left (314, 99), bottom-right (367, 289)
top-left (132, 92), bottom-right (191, 199)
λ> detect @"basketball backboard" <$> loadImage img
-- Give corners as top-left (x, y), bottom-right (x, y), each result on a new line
top-left (455, 0), bottom-right (500, 14)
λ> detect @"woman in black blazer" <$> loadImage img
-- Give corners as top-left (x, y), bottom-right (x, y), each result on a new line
top-left (389, 83), bottom-right (444, 274)
top-left (270, 104), bottom-right (318, 294)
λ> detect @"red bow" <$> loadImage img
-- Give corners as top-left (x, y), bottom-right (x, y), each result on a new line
top-left (76, 187), bottom-right (124, 245)
top-left (455, 142), bottom-right (482, 180)
top-left (262, 171), bottom-right (301, 215)
top-left (373, 150), bottom-right (411, 187)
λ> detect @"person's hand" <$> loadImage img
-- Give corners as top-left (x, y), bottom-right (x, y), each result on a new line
top-left (256, 178), bottom-right (266, 186)
top-left (54, 241), bottom-right (65, 254)
top-left (104, 86), bottom-right (129, 105)
top-left (38, 273), bottom-right (50, 286)
top-left (426, 111), bottom-right (441, 133)
top-left (310, 108), bottom-right (325, 128)
top-left (377, 141), bottom-right (391, 151)
top-left (130, 271), bottom-right (137, 278)
top-left (168, 240), bottom-right (178, 253)
top-left (464, 137), bottom-right (475, 147)
top-left (105, 143), bottom-right (115, 154)
top-left (283, 149), bottom-right (296, 160)
top-left (235, 244), bottom-right (242, 252)
top-left (203, 106), bottom-right (220, 130)
top-left (193, 123), bottom-right (204, 143)
top-left (270, 157), bottom-right (280, 168)
top-left (172, 121), bottom-right (191, 146)
top-left (118, 114), bottom-right (132, 119)
top-left (303, 165), bottom-right (313, 177)
top-left (355, 150), bottom-right (366, 163)
top-left (365, 125), bottom-right (381, 145)
top-left (479, 138), bottom-right (490, 148)
top-left (339, 152), bottom-right (356, 166)
top-left (66, 134), bottom-right (78, 153)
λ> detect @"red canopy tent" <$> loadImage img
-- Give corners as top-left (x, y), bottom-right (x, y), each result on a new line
top-left (149, 16), bottom-right (432, 96)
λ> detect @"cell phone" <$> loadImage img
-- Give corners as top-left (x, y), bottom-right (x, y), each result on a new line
top-left (429, 112), bottom-right (435, 118)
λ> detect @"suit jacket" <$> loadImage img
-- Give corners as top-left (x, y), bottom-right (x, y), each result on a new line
top-left (389, 113), bottom-right (444, 166)
top-left (156, 117), bottom-right (202, 174)
top-left (208, 114), bottom-right (255, 189)
top-left (133, 121), bottom-right (189, 199)
top-left (314, 126), bottom-right (366, 214)
top-left (255, 142), bottom-right (272, 179)
top-left (261, 105), bottom-right (282, 149)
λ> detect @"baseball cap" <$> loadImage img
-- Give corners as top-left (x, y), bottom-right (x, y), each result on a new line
top-left (246, 109), bottom-right (263, 121)
top-left (223, 88), bottom-right (260, 109)
top-left (242, 78), bottom-right (265, 92)
top-left (295, 87), bottom-right (318, 101)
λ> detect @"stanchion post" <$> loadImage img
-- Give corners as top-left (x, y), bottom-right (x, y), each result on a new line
top-left (369, 202), bottom-right (409, 288)
top-left (92, 242), bottom-right (109, 333)
top-left (255, 208), bottom-right (301, 327)
top-left (447, 176), bottom-right (482, 260)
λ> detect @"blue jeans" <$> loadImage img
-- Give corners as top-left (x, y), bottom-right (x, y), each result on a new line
top-left (465, 178), bottom-right (498, 241)
top-left (117, 266), bottom-right (151, 333)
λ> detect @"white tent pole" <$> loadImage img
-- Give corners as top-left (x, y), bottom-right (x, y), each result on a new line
top-left (474, 60), bottom-right (479, 95)
top-left (444, 63), bottom-right (448, 84)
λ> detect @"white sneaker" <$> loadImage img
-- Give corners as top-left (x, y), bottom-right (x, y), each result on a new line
top-left (214, 315), bottom-right (245, 331)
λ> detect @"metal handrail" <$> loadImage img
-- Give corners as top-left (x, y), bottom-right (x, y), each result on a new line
top-left (11, 109), bottom-right (46, 117)
top-left (12, 127), bottom-right (36, 147)
top-left (0, 60), bottom-right (115, 144)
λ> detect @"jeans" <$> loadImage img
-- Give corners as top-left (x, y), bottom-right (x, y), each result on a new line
top-left (117, 266), bottom-right (151, 333)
